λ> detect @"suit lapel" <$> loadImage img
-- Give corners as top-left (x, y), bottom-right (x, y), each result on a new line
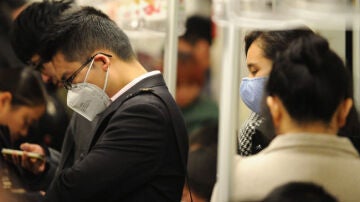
top-left (58, 129), bottom-right (74, 170)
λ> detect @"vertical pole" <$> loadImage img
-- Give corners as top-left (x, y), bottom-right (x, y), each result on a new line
top-left (216, 24), bottom-right (240, 202)
top-left (163, 0), bottom-right (179, 97)
top-left (353, 0), bottom-right (360, 109)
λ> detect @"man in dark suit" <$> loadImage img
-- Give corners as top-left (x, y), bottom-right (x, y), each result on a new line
top-left (36, 6), bottom-right (188, 202)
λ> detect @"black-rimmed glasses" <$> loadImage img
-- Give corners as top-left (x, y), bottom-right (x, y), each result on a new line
top-left (62, 52), bottom-right (112, 90)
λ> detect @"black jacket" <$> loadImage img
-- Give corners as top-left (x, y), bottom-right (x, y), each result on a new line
top-left (45, 74), bottom-right (189, 202)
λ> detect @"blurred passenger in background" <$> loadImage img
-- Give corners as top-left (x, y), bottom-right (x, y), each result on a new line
top-left (180, 15), bottom-right (213, 97)
top-left (182, 123), bottom-right (218, 202)
top-left (188, 122), bottom-right (218, 152)
top-left (171, 15), bottom-right (218, 135)
top-left (175, 50), bottom-right (218, 135)
top-left (182, 147), bottom-right (217, 202)
top-left (0, 68), bottom-right (47, 202)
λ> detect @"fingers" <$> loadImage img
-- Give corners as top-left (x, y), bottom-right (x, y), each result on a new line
top-left (2, 153), bottom-right (22, 166)
top-left (21, 152), bottom-right (46, 175)
top-left (20, 142), bottom-right (37, 153)
top-left (2, 144), bottom-right (47, 175)
top-left (21, 152), bottom-right (28, 168)
top-left (20, 143), bottom-right (45, 155)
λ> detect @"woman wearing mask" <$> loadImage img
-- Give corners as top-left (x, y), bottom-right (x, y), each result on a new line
top-left (238, 28), bottom-right (315, 156)
top-left (0, 67), bottom-right (47, 201)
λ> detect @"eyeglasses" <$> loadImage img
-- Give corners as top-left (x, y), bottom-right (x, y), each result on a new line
top-left (62, 52), bottom-right (112, 90)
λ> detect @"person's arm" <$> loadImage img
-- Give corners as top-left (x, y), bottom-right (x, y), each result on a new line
top-left (11, 143), bottom-right (60, 191)
top-left (20, 113), bottom-right (79, 190)
top-left (45, 99), bottom-right (169, 201)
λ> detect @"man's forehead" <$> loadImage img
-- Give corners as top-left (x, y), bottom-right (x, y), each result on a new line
top-left (51, 52), bottom-right (67, 64)
top-left (178, 39), bottom-right (192, 52)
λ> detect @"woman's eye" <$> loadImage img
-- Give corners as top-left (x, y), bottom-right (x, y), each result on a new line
top-left (22, 118), bottom-right (30, 129)
top-left (248, 66), bottom-right (259, 75)
top-left (250, 70), bottom-right (258, 75)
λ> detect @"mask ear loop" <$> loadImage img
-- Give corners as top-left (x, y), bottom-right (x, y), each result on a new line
top-left (83, 58), bottom-right (95, 83)
top-left (82, 57), bottom-right (110, 91)
top-left (103, 64), bottom-right (110, 91)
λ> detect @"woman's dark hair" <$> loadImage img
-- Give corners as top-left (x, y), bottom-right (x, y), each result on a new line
top-left (245, 28), bottom-right (314, 61)
top-left (39, 6), bottom-right (136, 64)
top-left (0, 67), bottom-right (47, 107)
top-left (266, 34), bottom-right (351, 124)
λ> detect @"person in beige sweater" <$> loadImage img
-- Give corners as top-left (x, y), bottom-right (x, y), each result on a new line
top-left (212, 33), bottom-right (360, 202)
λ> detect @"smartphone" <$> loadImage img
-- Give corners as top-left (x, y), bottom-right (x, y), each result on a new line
top-left (1, 148), bottom-right (44, 160)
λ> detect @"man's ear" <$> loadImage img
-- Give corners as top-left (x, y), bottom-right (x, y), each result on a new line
top-left (194, 39), bottom-right (210, 53)
top-left (193, 39), bottom-right (210, 70)
top-left (94, 54), bottom-right (111, 72)
top-left (266, 96), bottom-right (281, 128)
top-left (337, 98), bottom-right (353, 128)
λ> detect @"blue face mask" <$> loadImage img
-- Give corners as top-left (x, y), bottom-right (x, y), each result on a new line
top-left (240, 77), bottom-right (268, 114)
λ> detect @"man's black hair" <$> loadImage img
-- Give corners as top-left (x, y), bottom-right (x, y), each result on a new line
top-left (187, 147), bottom-right (217, 201)
top-left (39, 6), bottom-right (135, 64)
top-left (182, 15), bottom-right (212, 45)
top-left (11, 0), bottom-right (73, 63)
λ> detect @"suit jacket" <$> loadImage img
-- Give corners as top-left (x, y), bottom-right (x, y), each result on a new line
top-left (45, 74), bottom-right (188, 202)
top-left (212, 133), bottom-right (360, 202)
top-left (56, 113), bottom-right (96, 174)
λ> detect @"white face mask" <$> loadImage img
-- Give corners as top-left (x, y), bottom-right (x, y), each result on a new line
top-left (67, 58), bottom-right (111, 121)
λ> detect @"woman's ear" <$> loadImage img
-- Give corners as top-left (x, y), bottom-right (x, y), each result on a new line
top-left (337, 98), bottom-right (353, 128)
top-left (0, 92), bottom-right (12, 118)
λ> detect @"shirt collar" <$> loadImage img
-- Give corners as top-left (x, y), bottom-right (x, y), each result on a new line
top-left (110, 70), bottom-right (161, 102)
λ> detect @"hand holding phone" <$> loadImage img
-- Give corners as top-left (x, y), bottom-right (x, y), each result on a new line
top-left (2, 146), bottom-right (46, 175)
